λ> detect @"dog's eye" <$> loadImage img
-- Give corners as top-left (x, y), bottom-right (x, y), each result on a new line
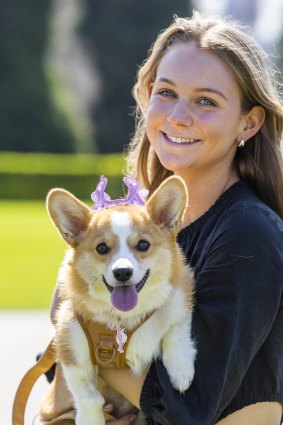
top-left (96, 243), bottom-right (110, 255)
top-left (136, 240), bottom-right (150, 252)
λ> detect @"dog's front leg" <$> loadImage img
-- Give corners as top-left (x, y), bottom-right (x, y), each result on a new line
top-left (60, 320), bottom-right (105, 425)
top-left (162, 317), bottom-right (196, 393)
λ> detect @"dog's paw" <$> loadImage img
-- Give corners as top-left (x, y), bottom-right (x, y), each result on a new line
top-left (163, 346), bottom-right (196, 393)
top-left (167, 363), bottom-right (195, 393)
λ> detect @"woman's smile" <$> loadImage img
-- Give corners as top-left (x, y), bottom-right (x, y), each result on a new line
top-left (162, 131), bottom-right (201, 145)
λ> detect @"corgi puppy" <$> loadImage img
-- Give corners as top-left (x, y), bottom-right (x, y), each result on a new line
top-left (47, 175), bottom-right (196, 425)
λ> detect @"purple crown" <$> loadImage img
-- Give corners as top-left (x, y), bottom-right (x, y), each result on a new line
top-left (91, 175), bottom-right (149, 210)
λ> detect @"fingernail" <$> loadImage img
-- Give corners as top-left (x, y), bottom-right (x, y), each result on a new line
top-left (103, 404), bottom-right (112, 412)
top-left (130, 414), bottom-right (137, 422)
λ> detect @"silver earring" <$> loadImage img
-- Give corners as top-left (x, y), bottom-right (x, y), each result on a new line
top-left (238, 139), bottom-right (245, 148)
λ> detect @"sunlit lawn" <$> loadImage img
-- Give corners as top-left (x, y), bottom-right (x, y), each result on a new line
top-left (0, 200), bottom-right (67, 308)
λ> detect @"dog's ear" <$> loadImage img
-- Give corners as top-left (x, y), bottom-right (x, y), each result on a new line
top-left (145, 176), bottom-right (188, 229)
top-left (47, 189), bottom-right (92, 247)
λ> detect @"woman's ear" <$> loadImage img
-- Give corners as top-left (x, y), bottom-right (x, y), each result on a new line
top-left (241, 105), bottom-right (265, 141)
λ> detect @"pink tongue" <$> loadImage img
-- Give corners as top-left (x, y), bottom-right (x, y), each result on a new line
top-left (111, 285), bottom-right (138, 311)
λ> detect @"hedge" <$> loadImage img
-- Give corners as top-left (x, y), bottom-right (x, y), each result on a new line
top-left (0, 152), bottom-right (126, 199)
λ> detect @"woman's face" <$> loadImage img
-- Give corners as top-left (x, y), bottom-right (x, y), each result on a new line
top-left (146, 42), bottom-right (247, 179)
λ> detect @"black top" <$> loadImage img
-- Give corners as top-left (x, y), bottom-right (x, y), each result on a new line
top-left (140, 180), bottom-right (283, 425)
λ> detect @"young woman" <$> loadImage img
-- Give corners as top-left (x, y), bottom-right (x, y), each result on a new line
top-left (99, 11), bottom-right (283, 425)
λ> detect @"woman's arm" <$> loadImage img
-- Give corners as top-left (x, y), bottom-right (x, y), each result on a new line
top-left (216, 402), bottom-right (282, 425)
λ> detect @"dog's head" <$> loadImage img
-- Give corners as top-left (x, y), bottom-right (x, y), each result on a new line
top-left (47, 176), bottom-right (188, 315)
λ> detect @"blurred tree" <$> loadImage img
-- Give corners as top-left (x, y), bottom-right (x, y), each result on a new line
top-left (79, 0), bottom-right (193, 153)
top-left (0, 0), bottom-right (77, 152)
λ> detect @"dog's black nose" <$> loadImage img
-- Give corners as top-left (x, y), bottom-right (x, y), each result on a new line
top-left (113, 267), bottom-right (133, 282)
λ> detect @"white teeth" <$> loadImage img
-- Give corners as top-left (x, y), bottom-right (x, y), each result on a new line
top-left (166, 134), bottom-right (197, 144)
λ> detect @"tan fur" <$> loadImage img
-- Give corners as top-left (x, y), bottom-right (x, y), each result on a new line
top-left (47, 176), bottom-right (196, 425)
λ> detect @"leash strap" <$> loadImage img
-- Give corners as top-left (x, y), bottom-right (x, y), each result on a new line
top-left (12, 337), bottom-right (116, 425)
top-left (12, 340), bottom-right (56, 425)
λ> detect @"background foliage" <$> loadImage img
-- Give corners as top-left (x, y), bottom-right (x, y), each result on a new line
top-left (0, 0), bottom-right (76, 152)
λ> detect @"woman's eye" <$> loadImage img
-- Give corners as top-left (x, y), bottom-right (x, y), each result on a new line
top-left (158, 89), bottom-right (176, 98)
top-left (96, 243), bottom-right (110, 255)
top-left (198, 98), bottom-right (216, 106)
top-left (136, 240), bottom-right (150, 252)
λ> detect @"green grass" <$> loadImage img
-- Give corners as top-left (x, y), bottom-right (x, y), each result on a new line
top-left (0, 200), bottom-right (67, 308)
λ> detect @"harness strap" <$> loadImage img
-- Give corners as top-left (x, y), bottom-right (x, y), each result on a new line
top-left (77, 314), bottom-right (134, 369)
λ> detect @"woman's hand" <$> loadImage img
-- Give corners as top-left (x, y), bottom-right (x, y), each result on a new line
top-left (104, 403), bottom-right (138, 424)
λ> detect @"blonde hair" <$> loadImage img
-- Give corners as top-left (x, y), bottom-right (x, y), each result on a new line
top-left (127, 12), bottom-right (283, 218)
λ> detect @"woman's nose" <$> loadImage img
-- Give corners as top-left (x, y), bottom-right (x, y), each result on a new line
top-left (167, 101), bottom-right (193, 126)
